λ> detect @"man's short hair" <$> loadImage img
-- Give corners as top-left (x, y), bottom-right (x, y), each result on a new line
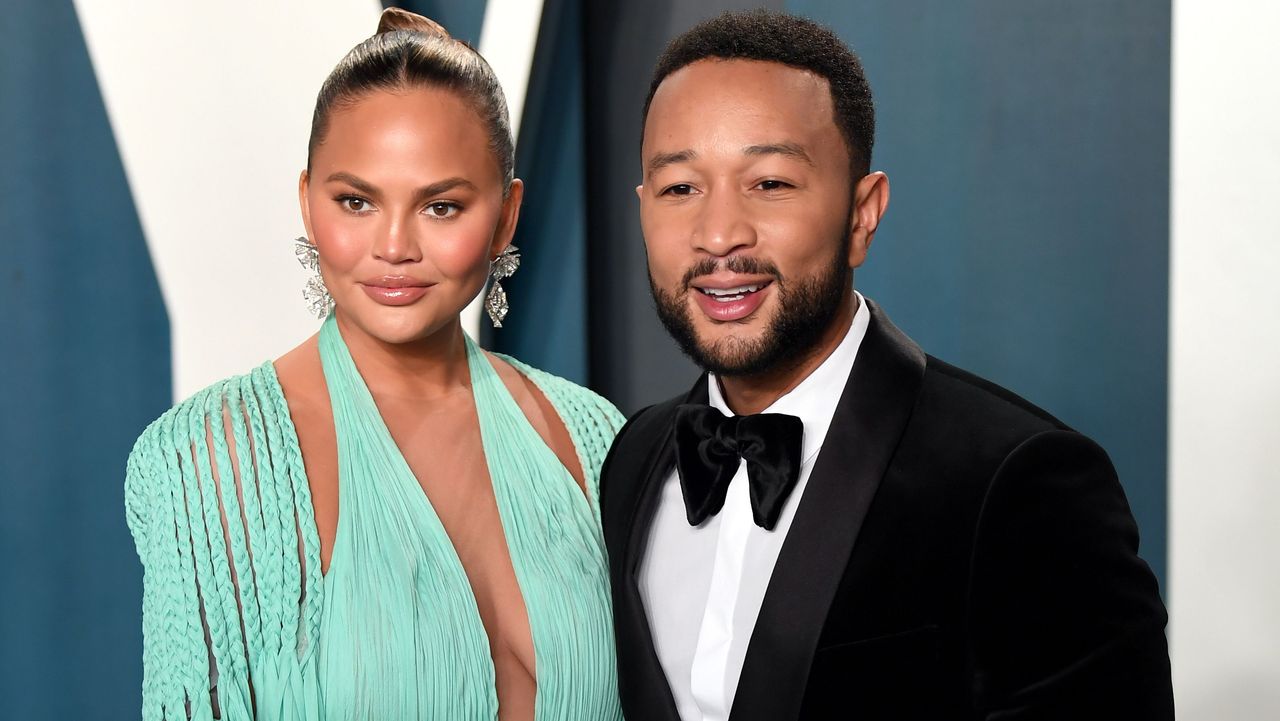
top-left (642, 9), bottom-right (875, 179)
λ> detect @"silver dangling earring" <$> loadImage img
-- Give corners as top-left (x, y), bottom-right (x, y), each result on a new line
top-left (485, 244), bottom-right (520, 328)
top-left (294, 236), bottom-right (333, 318)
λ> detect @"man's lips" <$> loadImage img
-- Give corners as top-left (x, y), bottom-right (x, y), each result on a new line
top-left (689, 276), bottom-right (775, 322)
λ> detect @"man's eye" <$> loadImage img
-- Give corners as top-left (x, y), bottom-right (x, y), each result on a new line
top-left (664, 184), bottom-right (694, 196)
top-left (758, 180), bottom-right (790, 191)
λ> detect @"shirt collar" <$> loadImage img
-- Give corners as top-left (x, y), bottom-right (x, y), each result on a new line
top-left (708, 291), bottom-right (871, 466)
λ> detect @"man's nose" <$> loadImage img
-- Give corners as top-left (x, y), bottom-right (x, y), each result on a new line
top-left (692, 189), bottom-right (757, 257)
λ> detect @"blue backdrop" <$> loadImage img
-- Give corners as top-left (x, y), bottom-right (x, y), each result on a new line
top-left (1, 2), bottom-right (170, 718)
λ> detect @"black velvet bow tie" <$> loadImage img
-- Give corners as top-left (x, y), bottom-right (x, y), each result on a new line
top-left (673, 403), bottom-right (805, 531)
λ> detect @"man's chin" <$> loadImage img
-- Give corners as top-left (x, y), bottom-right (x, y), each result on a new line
top-left (691, 306), bottom-right (768, 336)
top-left (689, 331), bottom-right (773, 375)
top-left (654, 285), bottom-right (783, 375)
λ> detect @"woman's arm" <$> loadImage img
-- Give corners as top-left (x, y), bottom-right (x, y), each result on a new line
top-left (125, 369), bottom-right (322, 720)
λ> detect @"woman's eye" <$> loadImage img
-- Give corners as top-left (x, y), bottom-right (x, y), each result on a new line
top-left (339, 196), bottom-right (370, 213)
top-left (426, 202), bottom-right (459, 218)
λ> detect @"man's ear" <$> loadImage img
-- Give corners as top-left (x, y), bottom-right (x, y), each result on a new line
top-left (298, 169), bottom-right (314, 241)
top-left (490, 178), bottom-right (525, 257)
top-left (847, 171), bottom-right (890, 269)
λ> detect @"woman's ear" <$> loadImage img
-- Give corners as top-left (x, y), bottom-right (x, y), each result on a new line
top-left (491, 178), bottom-right (525, 257)
top-left (298, 169), bottom-right (314, 241)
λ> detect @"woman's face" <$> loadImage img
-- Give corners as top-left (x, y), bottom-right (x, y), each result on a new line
top-left (300, 87), bottom-right (520, 345)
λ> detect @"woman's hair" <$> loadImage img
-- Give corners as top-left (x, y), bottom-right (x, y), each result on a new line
top-left (307, 7), bottom-right (514, 193)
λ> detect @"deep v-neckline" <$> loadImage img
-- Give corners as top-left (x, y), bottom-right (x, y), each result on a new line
top-left (310, 316), bottom-right (572, 718)
top-left (314, 316), bottom-right (580, 582)
top-left (320, 317), bottom-right (487, 579)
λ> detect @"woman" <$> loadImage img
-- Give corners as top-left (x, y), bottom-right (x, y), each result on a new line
top-left (124, 9), bottom-right (624, 720)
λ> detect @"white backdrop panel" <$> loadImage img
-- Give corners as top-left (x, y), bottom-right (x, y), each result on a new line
top-left (75, 0), bottom-right (383, 400)
top-left (1170, 1), bottom-right (1280, 717)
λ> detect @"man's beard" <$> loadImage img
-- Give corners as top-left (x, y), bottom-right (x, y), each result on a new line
top-left (649, 235), bottom-right (851, 378)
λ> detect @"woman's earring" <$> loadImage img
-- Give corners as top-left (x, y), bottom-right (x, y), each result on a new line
top-left (485, 244), bottom-right (521, 328)
top-left (294, 236), bottom-right (333, 319)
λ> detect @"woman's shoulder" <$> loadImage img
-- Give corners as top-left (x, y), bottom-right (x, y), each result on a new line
top-left (124, 362), bottom-right (299, 544)
top-left (487, 353), bottom-right (623, 505)
top-left (491, 353), bottom-right (625, 439)
top-left (128, 363), bottom-right (285, 458)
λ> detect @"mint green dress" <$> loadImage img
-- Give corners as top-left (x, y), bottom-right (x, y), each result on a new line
top-left (125, 316), bottom-right (625, 721)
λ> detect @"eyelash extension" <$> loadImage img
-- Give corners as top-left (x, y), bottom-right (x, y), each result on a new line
top-left (330, 196), bottom-right (465, 218)
top-left (424, 201), bottom-right (464, 219)
top-left (334, 194), bottom-right (374, 214)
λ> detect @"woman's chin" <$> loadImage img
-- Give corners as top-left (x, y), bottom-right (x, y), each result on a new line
top-left (336, 303), bottom-right (462, 347)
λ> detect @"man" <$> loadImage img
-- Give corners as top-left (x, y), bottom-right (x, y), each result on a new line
top-left (600, 10), bottom-right (1173, 721)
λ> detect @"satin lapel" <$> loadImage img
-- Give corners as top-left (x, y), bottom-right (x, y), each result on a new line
top-left (728, 300), bottom-right (927, 721)
top-left (624, 373), bottom-right (708, 577)
top-left (613, 375), bottom-right (709, 721)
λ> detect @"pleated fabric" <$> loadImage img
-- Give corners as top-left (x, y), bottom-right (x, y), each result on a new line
top-left (124, 315), bottom-right (625, 720)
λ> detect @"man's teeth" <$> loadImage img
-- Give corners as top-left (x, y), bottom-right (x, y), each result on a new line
top-left (700, 284), bottom-right (763, 301)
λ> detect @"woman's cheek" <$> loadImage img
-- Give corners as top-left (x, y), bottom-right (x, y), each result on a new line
top-left (313, 213), bottom-right (369, 277)
top-left (426, 216), bottom-right (496, 281)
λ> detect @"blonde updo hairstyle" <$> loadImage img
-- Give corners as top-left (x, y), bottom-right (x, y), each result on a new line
top-left (306, 7), bottom-right (515, 194)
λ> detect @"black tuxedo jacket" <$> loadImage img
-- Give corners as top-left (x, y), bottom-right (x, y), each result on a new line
top-left (599, 299), bottom-right (1173, 721)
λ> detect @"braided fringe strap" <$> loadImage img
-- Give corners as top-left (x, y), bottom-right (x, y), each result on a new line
top-left (492, 355), bottom-right (626, 524)
top-left (126, 365), bottom-right (323, 720)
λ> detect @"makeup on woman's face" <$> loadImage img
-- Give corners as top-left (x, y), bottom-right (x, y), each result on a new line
top-left (300, 86), bottom-right (517, 346)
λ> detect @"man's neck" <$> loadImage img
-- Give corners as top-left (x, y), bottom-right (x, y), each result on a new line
top-left (717, 294), bottom-right (859, 416)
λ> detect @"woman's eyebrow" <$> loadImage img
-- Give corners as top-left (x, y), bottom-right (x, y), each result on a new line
top-left (412, 177), bottom-right (477, 201)
top-left (325, 171), bottom-right (379, 196)
top-left (325, 172), bottom-right (477, 201)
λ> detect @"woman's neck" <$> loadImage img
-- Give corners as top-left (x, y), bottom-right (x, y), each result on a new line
top-left (333, 311), bottom-right (473, 401)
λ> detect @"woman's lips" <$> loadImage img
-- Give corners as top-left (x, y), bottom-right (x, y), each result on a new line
top-left (359, 281), bottom-right (432, 306)
top-left (691, 281), bottom-right (773, 322)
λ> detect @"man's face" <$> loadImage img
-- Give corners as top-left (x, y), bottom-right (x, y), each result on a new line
top-left (639, 58), bottom-right (863, 376)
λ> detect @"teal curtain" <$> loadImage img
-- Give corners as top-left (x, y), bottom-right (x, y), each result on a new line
top-left (491, 0), bottom-right (590, 383)
top-left (0, 1), bottom-right (171, 717)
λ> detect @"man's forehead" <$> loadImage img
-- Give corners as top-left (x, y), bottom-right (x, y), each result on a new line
top-left (643, 60), bottom-right (838, 162)
top-left (651, 58), bottom-right (832, 108)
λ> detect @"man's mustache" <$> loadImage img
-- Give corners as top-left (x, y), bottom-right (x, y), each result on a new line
top-left (680, 256), bottom-right (783, 291)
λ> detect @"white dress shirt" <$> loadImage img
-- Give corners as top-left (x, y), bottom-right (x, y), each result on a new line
top-left (639, 293), bottom-right (871, 721)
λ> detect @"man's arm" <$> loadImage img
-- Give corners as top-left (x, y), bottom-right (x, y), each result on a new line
top-left (968, 429), bottom-right (1174, 720)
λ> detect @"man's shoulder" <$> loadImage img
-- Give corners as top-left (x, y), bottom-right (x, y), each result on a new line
top-left (899, 354), bottom-right (1078, 474)
top-left (920, 355), bottom-right (1069, 433)
top-left (612, 392), bottom-right (688, 452)
top-left (597, 390), bottom-right (690, 521)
